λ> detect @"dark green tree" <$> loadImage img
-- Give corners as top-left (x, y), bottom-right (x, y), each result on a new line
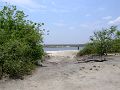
top-left (0, 4), bottom-right (44, 79)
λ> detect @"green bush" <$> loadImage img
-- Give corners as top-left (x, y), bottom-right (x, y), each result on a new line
top-left (109, 39), bottom-right (120, 53)
top-left (78, 43), bottom-right (96, 56)
top-left (0, 66), bottom-right (2, 79)
top-left (78, 26), bottom-right (120, 56)
top-left (3, 60), bottom-right (35, 79)
top-left (0, 4), bottom-right (44, 79)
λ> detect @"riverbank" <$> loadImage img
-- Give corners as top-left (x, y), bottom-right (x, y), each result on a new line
top-left (46, 50), bottom-right (78, 57)
top-left (0, 50), bottom-right (120, 90)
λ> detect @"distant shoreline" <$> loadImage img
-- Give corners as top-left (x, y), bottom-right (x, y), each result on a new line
top-left (46, 50), bottom-right (78, 52)
top-left (44, 47), bottom-right (83, 51)
top-left (46, 50), bottom-right (79, 58)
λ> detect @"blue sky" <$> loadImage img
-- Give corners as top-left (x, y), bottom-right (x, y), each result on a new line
top-left (1, 0), bottom-right (120, 44)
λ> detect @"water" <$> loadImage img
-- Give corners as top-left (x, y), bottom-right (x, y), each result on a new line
top-left (44, 47), bottom-right (83, 51)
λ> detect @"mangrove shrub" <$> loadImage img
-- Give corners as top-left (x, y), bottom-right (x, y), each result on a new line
top-left (0, 4), bottom-right (44, 79)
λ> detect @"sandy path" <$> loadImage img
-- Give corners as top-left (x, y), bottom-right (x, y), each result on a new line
top-left (0, 50), bottom-right (120, 90)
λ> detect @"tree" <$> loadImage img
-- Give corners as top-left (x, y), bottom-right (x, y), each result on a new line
top-left (110, 29), bottom-right (120, 53)
top-left (0, 4), bottom-right (44, 79)
top-left (90, 26), bottom-right (117, 55)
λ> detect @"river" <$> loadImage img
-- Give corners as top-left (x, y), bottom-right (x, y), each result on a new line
top-left (44, 46), bottom-right (83, 51)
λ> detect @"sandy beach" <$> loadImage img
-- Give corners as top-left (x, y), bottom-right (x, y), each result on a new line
top-left (0, 50), bottom-right (120, 90)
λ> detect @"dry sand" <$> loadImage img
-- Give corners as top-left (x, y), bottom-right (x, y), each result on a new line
top-left (0, 50), bottom-right (120, 90)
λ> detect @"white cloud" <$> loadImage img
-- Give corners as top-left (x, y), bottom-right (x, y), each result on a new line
top-left (2, 0), bottom-right (47, 11)
top-left (108, 17), bottom-right (120, 25)
top-left (102, 16), bottom-right (112, 20)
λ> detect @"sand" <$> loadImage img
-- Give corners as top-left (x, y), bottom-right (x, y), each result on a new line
top-left (0, 50), bottom-right (120, 90)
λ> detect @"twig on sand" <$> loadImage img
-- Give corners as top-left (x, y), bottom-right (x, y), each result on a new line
top-left (77, 55), bottom-right (107, 63)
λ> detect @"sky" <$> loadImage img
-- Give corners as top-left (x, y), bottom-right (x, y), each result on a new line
top-left (1, 0), bottom-right (120, 44)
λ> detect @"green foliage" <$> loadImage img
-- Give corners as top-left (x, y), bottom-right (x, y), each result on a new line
top-left (3, 60), bottom-right (35, 79)
top-left (78, 26), bottom-right (120, 56)
top-left (78, 43), bottom-right (96, 56)
top-left (90, 26), bottom-right (117, 55)
top-left (0, 4), bottom-right (44, 79)
top-left (110, 39), bottom-right (120, 53)
top-left (0, 66), bottom-right (2, 79)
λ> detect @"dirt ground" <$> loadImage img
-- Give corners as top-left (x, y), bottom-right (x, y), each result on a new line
top-left (0, 50), bottom-right (120, 90)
